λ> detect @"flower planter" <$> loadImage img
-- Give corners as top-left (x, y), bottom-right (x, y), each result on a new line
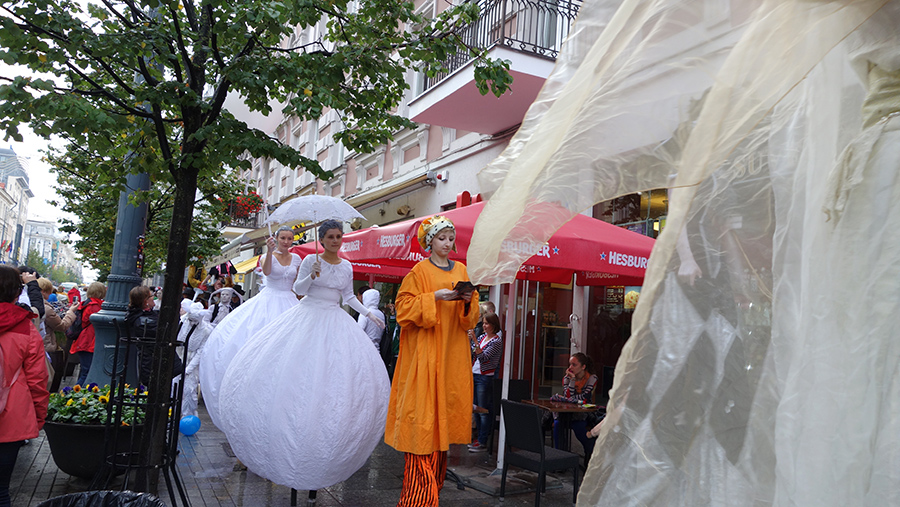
top-left (43, 421), bottom-right (144, 479)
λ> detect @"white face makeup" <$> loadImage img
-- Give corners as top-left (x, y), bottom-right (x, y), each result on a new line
top-left (276, 230), bottom-right (294, 251)
top-left (321, 228), bottom-right (344, 254)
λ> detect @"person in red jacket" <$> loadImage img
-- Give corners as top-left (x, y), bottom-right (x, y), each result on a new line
top-left (0, 265), bottom-right (49, 507)
top-left (67, 286), bottom-right (81, 306)
top-left (69, 282), bottom-right (106, 386)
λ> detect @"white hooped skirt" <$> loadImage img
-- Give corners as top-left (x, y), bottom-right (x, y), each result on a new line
top-left (218, 296), bottom-right (391, 490)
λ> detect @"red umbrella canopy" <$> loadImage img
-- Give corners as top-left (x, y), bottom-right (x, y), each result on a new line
top-left (287, 243), bottom-right (410, 283)
top-left (290, 201), bottom-right (654, 285)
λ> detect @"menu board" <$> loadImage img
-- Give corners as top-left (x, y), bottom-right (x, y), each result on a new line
top-left (605, 286), bottom-right (625, 305)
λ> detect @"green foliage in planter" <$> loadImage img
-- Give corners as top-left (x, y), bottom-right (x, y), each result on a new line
top-left (48, 383), bottom-right (146, 426)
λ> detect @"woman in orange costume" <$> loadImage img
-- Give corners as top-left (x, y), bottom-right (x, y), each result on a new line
top-left (386, 216), bottom-right (480, 507)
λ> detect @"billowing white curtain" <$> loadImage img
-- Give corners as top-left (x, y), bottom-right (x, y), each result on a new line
top-left (468, 0), bottom-right (900, 504)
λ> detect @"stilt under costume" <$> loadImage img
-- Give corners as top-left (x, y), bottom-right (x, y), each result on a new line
top-left (218, 254), bottom-right (389, 490)
top-left (199, 254), bottom-right (301, 428)
top-left (386, 216), bottom-right (480, 507)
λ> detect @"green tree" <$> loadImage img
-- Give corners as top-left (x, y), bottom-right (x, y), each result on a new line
top-left (25, 248), bottom-right (83, 284)
top-left (48, 145), bottom-right (240, 280)
top-left (24, 248), bottom-right (51, 275)
top-left (0, 0), bottom-right (510, 493)
top-left (48, 264), bottom-right (82, 284)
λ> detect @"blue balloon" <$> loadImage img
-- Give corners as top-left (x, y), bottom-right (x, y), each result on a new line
top-left (179, 415), bottom-right (201, 436)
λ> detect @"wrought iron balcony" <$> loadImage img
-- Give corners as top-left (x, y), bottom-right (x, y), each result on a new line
top-left (423, 0), bottom-right (582, 92)
top-left (220, 204), bottom-right (263, 229)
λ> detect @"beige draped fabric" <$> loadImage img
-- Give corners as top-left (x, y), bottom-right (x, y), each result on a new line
top-left (468, 0), bottom-right (899, 504)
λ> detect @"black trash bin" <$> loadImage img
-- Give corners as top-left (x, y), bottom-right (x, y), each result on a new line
top-left (37, 490), bottom-right (167, 507)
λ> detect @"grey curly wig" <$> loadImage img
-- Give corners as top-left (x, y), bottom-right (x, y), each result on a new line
top-left (318, 219), bottom-right (344, 239)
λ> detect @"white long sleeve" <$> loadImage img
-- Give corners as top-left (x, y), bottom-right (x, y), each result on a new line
top-left (292, 256), bottom-right (316, 295)
top-left (343, 286), bottom-right (370, 318)
top-left (293, 256), bottom-right (370, 319)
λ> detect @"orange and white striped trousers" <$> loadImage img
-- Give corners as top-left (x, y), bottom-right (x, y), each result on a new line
top-left (396, 451), bottom-right (448, 507)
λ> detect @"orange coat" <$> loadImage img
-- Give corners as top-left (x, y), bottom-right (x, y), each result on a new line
top-left (385, 259), bottom-right (480, 455)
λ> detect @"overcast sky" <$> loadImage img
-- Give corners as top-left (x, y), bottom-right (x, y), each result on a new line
top-left (0, 57), bottom-right (100, 282)
top-left (7, 129), bottom-right (99, 283)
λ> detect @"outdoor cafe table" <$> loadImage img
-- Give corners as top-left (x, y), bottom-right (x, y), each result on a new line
top-left (522, 399), bottom-right (605, 452)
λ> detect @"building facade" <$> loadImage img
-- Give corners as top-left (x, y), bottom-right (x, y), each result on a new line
top-left (222, 0), bottom-right (761, 398)
top-left (223, 0), bottom-right (583, 255)
top-left (219, 0), bottom-right (602, 397)
top-left (23, 219), bottom-right (82, 279)
top-left (0, 148), bottom-right (33, 265)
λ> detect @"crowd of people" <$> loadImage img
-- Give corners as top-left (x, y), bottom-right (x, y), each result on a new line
top-left (0, 216), bottom-right (602, 507)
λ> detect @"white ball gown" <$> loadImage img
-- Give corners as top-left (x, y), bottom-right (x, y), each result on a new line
top-left (218, 255), bottom-right (390, 490)
top-left (200, 253), bottom-right (302, 429)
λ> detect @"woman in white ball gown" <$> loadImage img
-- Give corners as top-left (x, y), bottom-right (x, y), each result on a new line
top-left (219, 220), bottom-right (389, 490)
top-left (200, 226), bottom-right (302, 428)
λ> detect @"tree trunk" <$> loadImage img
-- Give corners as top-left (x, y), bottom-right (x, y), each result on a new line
top-left (136, 165), bottom-right (199, 494)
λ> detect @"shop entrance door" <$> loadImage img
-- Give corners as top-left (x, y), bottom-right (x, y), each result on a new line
top-left (506, 279), bottom-right (540, 399)
top-left (504, 279), bottom-right (574, 399)
top-left (536, 282), bottom-right (573, 396)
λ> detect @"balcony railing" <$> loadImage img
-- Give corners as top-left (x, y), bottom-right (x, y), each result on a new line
top-left (220, 204), bottom-right (264, 229)
top-left (422, 0), bottom-right (582, 92)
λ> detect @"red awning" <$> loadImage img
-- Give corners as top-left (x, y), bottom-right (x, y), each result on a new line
top-left (290, 201), bottom-right (654, 285)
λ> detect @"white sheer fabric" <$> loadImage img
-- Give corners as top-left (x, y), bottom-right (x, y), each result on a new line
top-left (466, 0), bottom-right (898, 505)
top-left (218, 256), bottom-right (390, 490)
top-left (199, 254), bottom-right (302, 428)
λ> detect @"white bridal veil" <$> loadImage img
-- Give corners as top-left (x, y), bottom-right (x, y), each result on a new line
top-left (468, 0), bottom-right (899, 504)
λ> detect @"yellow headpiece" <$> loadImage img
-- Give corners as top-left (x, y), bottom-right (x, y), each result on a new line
top-left (417, 215), bottom-right (456, 252)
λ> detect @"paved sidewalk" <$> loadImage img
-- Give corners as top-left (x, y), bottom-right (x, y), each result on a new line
top-left (12, 402), bottom-right (582, 506)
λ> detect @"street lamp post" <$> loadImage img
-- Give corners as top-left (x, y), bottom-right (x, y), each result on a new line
top-left (84, 173), bottom-right (149, 387)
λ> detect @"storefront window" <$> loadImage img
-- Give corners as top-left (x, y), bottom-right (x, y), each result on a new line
top-left (594, 189), bottom-right (669, 238)
top-left (585, 285), bottom-right (636, 402)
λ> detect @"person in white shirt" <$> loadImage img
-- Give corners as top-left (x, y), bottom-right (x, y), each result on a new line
top-left (358, 288), bottom-right (385, 351)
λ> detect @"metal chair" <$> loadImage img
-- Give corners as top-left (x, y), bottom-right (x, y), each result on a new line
top-left (500, 400), bottom-right (581, 507)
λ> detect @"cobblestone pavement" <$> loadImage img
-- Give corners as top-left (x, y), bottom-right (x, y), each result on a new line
top-left (12, 401), bottom-right (583, 506)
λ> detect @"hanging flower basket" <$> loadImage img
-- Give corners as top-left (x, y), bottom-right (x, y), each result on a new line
top-left (222, 191), bottom-right (263, 218)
